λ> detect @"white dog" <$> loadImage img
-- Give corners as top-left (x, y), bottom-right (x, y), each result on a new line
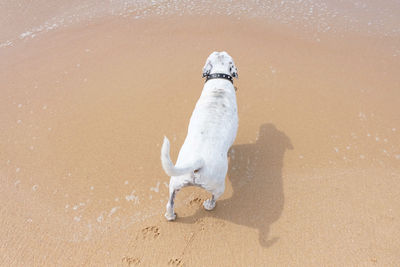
top-left (161, 51), bottom-right (238, 221)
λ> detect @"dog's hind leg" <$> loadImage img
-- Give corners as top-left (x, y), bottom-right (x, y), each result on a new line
top-left (165, 188), bottom-right (177, 221)
top-left (165, 177), bottom-right (188, 221)
top-left (203, 185), bottom-right (225, 211)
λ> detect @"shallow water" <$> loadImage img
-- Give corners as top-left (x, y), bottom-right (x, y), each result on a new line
top-left (2, 0), bottom-right (400, 48)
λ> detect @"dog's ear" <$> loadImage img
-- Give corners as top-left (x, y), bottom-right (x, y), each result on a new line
top-left (202, 61), bottom-right (212, 77)
top-left (230, 62), bottom-right (238, 78)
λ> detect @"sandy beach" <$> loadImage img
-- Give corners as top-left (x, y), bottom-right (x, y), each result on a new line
top-left (1, 1), bottom-right (400, 266)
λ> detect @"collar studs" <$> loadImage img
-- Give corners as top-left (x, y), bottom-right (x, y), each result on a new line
top-left (204, 73), bottom-right (233, 84)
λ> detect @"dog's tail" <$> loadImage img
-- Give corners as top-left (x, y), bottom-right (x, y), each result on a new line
top-left (161, 136), bottom-right (204, 177)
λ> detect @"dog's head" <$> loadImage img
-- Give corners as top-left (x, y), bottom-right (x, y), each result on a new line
top-left (202, 51), bottom-right (238, 78)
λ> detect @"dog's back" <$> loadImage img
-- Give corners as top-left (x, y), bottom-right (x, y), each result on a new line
top-left (185, 81), bottom-right (238, 155)
top-left (175, 79), bottom-right (238, 186)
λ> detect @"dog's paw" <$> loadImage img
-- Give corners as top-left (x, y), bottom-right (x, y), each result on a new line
top-left (165, 212), bottom-right (177, 221)
top-left (203, 199), bottom-right (216, 211)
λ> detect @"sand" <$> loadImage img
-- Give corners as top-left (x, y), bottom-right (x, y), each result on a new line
top-left (1, 1), bottom-right (400, 266)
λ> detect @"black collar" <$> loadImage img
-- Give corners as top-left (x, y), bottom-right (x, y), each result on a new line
top-left (204, 73), bottom-right (233, 84)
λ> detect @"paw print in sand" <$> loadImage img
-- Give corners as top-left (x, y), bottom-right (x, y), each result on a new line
top-left (168, 258), bottom-right (184, 266)
top-left (141, 226), bottom-right (160, 240)
top-left (189, 197), bottom-right (203, 206)
top-left (122, 256), bottom-right (141, 266)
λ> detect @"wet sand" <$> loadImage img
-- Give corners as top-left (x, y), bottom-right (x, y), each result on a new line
top-left (1, 5), bottom-right (400, 266)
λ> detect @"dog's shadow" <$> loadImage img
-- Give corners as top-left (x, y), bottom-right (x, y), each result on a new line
top-left (179, 123), bottom-right (293, 247)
